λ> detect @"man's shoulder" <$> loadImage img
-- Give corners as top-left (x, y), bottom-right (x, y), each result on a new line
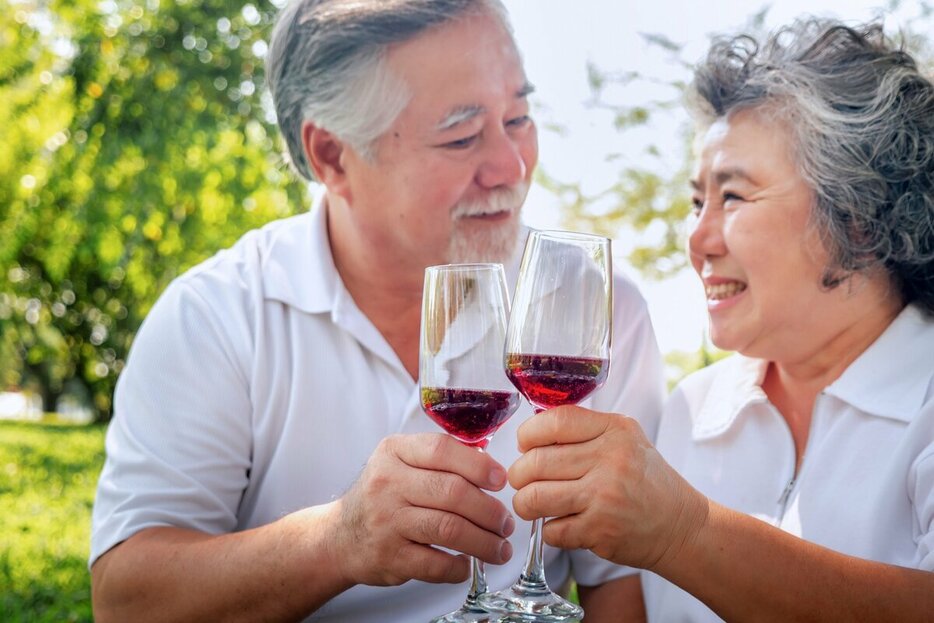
top-left (176, 212), bottom-right (316, 295)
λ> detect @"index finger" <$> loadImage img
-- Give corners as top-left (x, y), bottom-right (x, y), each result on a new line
top-left (387, 433), bottom-right (508, 491)
top-left (516, 406), bottom-right (614, 452)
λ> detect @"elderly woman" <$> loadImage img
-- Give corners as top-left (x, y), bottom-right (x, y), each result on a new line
top-left (507, 17), bottom-right (934, 621)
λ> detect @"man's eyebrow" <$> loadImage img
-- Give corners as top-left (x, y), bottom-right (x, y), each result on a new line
top-left (517, 81), bottom-right (535, 98)
top-left (435, 82), bottom-right (536, 132)
top-left (437, 105), bottom-right (485, 132)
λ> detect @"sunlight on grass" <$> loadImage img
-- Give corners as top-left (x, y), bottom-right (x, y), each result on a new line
top-left (0, 421), bottom-right (105, 622)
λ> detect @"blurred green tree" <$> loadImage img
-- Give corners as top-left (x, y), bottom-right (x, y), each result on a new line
top-left (0, 0), bottom-right (307, 420)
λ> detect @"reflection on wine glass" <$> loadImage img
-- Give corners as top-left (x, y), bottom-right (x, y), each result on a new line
top-left (480, 230), bottom-right (612, 622)
top-left (419, 263), bottom-right (521, 623)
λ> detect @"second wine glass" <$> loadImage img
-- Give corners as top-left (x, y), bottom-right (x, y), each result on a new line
top-left (480, 230), bottom-right (612, 622)
top-left (419, 263), bottom-right (520, 623)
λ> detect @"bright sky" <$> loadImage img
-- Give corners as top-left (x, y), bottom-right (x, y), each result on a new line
top-left (502, 0), bottom-right (925, 355)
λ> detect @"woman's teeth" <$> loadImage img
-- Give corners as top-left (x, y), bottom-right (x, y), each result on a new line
top-left (706, 282), bottom-right (746, 300)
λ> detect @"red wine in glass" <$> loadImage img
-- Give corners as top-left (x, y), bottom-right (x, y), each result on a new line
top-left (419, 263), bottom-right (517, 623)
top-left (480, 230), bottom-right (612, 622)
top-left (505, 354), bottom-right (608, 412)
top-left (420, 387), bottom-right (520, 449)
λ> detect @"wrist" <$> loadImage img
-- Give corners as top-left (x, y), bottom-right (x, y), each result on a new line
top-left (651, 479), bottom-right (710, 578)
top-left (290, 501), bottom-right (358, 593)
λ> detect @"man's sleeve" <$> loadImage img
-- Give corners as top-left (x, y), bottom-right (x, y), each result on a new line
top-left (89, 276), bottom-right (253, 567)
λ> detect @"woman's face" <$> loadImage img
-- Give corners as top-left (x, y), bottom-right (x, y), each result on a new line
top-left (688, 109), bottom-right (883, 360)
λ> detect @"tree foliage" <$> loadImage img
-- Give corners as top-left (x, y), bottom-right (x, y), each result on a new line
top-left (1, 0), bottom-right (931, 417)
top-left (546, 1), bottom-right (932, 381)
top-left (0, 0), bottom-right (306, 420)
top-left (551, 0), bottom-right (932, 281)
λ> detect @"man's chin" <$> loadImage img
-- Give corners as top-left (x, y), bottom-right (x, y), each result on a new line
top-left (447, 218), bottom-right (521, 264)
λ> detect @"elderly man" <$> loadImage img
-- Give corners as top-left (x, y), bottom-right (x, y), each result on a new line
top-left (89, 1), bottom-right (665, 621)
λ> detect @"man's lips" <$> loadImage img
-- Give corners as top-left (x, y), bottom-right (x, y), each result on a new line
top-left (459, 210), bottom-right (512, 222)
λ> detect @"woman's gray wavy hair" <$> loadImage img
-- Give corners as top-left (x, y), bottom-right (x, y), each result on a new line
top-left (266, 0), bottom-right (509, 181)
top-left (689, 17), bottom-right (934, 316)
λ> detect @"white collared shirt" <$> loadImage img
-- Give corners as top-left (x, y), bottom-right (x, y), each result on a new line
top-left (90, 195), bottom-right (666, 623)
top-left (643, 305), bottom-right (934, 622)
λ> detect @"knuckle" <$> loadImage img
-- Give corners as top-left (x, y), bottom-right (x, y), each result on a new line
top-left (426, 434), bottom-right (450, 463)
top-left (425, 552), bottom-right (469, 584)
top-left (376, 434), bottom-right (401, 455)
top-left (544, 518), bottom-right (575, 549)
top-left (512, 490), bottom-right (534, 521)
top-left (529, 446), bottom-right (546, 474)
top-left (436, 512), bottom-right (463, 544)
top-left (431, 472), bottom-right (466, 501)
top-left (527, 483), bottom-right (545, 512)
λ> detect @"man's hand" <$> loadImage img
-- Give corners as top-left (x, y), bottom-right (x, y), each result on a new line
top-left (330, 433), bottom-right (516, 587)
top-left (507, 406), bottom-right (707, 572)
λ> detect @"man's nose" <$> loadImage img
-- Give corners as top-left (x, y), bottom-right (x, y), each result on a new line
top-left (476, 131), bottom-right (527, 189)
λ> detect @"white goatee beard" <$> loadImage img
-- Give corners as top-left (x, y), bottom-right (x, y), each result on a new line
top-left (446, 182), bottom-right (528, 264)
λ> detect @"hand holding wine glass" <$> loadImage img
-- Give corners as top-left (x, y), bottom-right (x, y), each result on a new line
top-left (419, 263), bottom-right (521, 623)
top-left (480, 230), bottom-right (613, 622)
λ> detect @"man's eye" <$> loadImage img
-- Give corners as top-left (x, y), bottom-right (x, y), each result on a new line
top-left (723, 192), bottom-right (743, 203)
top-left (506, 115), bottom-right (531, 129)
top-left (690, 197), bottom-right (704, 214)
top-left (442, 134), bottom-right (479, 150)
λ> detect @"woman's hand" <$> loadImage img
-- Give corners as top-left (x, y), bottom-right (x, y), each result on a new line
top-left (508, 405), bottom-right (708, 571)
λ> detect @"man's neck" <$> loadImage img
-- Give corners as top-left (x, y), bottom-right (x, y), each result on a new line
top-left (325, 196), bottom-right (424, 380)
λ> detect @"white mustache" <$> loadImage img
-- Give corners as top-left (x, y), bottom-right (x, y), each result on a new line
top-left (451, 182), bottom-right (530, 218)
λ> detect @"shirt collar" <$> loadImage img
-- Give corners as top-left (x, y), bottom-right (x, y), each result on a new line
top-left (262, 184), bottom-right (338, 314)
top-left (261, 188), bottom-right (532, 316)
top-left (692, 355), bottom-right (769, 440)
top-left (692, 304), bottom-right (934, 439)
top-left (824, 304), bottom-right (934, 423)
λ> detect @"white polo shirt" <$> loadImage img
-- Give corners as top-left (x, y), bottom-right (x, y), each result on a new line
top-left (643, 305), bottom-right (934, 622)
top-left (90, 196), bottom-right (666, 623)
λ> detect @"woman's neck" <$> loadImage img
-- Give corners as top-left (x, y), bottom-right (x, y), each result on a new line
top-left (763, 285), bottom-right (903, 470)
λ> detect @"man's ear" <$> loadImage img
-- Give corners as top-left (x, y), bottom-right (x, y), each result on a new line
top-left (302, 121), bottom-right (352, 200)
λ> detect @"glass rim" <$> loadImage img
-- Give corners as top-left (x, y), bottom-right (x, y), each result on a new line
top-left (425, 262), bottom-right (505, 272)
top-left (530, 229), bottom-right (610, 243)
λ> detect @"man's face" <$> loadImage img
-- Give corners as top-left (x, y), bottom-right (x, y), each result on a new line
top-left (339, 9), bottom-right (538, 270)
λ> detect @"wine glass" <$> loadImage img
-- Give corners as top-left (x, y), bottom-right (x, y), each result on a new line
top-left (480, 230), bottom-right (612, 622)
top-left (419, 263), bottom-right (521, 623)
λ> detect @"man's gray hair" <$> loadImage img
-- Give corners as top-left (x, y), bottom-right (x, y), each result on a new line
top-left (689, 17), bottom-right (934, 315)
top-left (266, 0), bottom-right (509, 180)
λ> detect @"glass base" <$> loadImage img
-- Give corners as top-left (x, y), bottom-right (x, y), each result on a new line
top-left (478, 584), bottom-right (583, 622)
top-left (430, 603), bottom-right (500, 623)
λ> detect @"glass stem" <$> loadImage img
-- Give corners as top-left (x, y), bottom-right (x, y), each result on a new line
top-left (464, 444), bottom-right (490, 607)
top-left (517, 407), bottom-right (549, 591)
top-left (517, 517), bottom-right (548, 589)
top-left (465, 556), bottom-right (488, 606)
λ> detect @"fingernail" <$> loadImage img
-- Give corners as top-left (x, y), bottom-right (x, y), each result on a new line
top-left (500, 539), bottom-right (513, 562)
top-left (501, 515), bottom-right (515, 537)
top-left (489, 467), bottom-right (506, 488)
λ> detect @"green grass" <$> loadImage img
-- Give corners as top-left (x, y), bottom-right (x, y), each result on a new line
top-left (0, 420), bottom-right (106, 622)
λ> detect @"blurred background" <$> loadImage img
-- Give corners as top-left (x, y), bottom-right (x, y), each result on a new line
top-left (0, 0), bottom-right (930, 620)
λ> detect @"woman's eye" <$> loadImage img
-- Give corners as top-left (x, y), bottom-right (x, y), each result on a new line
top-left (690, 197), bottom-right (704, 214)
top-left (723, 192), bottom-right (743, 203)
